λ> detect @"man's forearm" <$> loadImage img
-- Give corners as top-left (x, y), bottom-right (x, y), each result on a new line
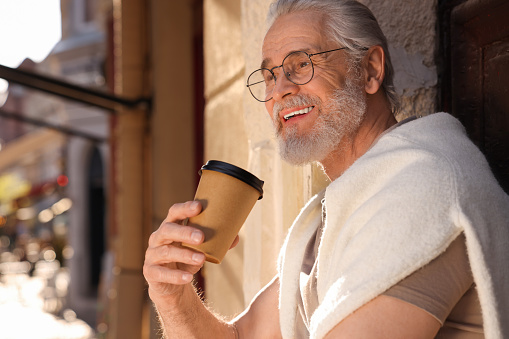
top-left (153, 284), bottom-right (237, 339)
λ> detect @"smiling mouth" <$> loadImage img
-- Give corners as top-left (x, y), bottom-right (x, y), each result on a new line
top-left (283, 106), bottom-right (314, 121)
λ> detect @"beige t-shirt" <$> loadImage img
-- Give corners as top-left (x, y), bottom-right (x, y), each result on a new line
top-left (296, 230), bottom-right (483, 338)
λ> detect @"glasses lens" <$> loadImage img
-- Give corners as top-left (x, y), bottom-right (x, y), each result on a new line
top-left (247, 68), bottom-right (274, 102)
top-left (282, 51), bottom-right (313, 85)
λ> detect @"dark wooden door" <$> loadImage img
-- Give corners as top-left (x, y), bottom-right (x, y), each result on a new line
top-left (450, 0), bottom-right (509, 193)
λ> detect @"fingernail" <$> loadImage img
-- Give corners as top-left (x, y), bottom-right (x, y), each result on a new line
top-left (182, 273), bottom-right (193, 282)
top-left (190, 201), bottom-right (199, 210)
top-left (192, 253), bottom-right (205, 263)
top-left (191, 231), bottom-right (202, 243)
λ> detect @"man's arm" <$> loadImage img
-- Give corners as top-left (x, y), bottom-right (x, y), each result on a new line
top-left (234, 275), bottom-right (282, 339)
top-left (143, 201), bottom-right (281, 338)
top-left (324, 295), bottom-right (441, 339)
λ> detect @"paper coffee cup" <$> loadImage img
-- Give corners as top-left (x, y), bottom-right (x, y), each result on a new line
top-left (182, 160), bottom-right (264, 264)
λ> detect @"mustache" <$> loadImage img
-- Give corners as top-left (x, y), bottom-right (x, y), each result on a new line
top-left (272, 94), bottom-right (321, 118)
top-left (272, 94), bottom-right (322, 134)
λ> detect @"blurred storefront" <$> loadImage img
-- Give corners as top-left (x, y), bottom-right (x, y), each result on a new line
top-left (0, 83), bottom-right (91, 338)
top-left (0, 0), bottom-right (112, 337)
top-left (0, 0), bottom-right (201, 338)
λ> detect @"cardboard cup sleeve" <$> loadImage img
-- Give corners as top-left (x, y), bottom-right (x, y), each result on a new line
top-left (182, 160), bottom-right (264, 264)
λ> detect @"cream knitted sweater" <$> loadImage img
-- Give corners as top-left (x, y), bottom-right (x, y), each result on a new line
top-left (278, 113), bottom-right (509, 339)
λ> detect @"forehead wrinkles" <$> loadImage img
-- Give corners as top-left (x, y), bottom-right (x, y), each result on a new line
top-left (261, 11), bottom-right (327, 68)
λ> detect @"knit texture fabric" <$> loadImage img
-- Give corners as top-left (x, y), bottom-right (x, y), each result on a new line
top-left (278, 113), bottom-right (509, 339)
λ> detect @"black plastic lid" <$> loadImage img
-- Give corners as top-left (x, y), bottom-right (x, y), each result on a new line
top-left (200, 160), bottom-right (264, 199)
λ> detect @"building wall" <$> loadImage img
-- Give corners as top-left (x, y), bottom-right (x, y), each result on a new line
top-left (361, 0), bottom-right (438, 119)
top-left (202, 0), bottom-right (439, 317)
top-left (201, 0), bottom-right (248, 317)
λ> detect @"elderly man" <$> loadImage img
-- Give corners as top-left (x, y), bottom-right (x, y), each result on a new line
top-left (143, 0), bottom-right (509, 338)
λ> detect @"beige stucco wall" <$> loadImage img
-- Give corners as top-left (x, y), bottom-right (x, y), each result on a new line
top-left (203, 0), bottom-right (328, 317)
top-left (202, 0), bottom-right (249, 316)
top-left (203, 0), bottom-right (439, 318)
top-left (360, 0), bottom-right (438, 119)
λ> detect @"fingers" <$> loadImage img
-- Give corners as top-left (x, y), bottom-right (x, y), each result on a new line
top-left (144, 201), bottom-right (207, 300)
top-left (145, 244), bottom-right (205, 266)
top-left (144, 264), bottom-right (195, 285)
top-left (165, 200), bottom-right (202, 223)
top-left (144, 245), bottom-right (206, 291)
top-left (148, 200), bottom-right (203, 248)
top-left (148, 221), bottom-right (204, 248)
top-left (145, 258), bottom-right (204, 284)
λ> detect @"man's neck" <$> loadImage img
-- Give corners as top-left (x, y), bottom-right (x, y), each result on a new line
top-left (320, 105), bottom-right (397, 181)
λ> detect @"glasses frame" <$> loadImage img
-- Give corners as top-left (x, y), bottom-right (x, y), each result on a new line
top-left (246, 47), bottom-right (347, 102)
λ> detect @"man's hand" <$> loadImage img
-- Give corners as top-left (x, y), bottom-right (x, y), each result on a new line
top-left (145, 200), bottom-right (276, 339)
top-left (143, 201), bottom-right (207, 305)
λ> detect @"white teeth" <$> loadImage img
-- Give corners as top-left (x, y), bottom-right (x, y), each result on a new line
top-left (284, 106), bottom-right (313, 120)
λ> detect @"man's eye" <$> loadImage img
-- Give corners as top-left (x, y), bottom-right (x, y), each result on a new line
top-left (298, 61), bottom-right (310, 69)
top-left (262, 70), bottom-right (274, 82)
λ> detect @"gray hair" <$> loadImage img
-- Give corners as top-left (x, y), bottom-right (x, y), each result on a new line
top-left (267, 0), bottom-right (400, 115)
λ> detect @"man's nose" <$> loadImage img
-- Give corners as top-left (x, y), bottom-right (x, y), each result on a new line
top-left (271, 73), bottom-right (299, 101)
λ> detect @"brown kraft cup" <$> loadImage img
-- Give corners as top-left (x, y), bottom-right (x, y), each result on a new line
top-left (182, 160), bottom-right (264, 264)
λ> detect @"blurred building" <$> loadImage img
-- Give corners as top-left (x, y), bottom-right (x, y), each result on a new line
top-left (43, 0), bottom-right (111, 327)
top-left (0, 0), bottom-right (112, 334)
top-left (1, 0), bottom-right (202, 338)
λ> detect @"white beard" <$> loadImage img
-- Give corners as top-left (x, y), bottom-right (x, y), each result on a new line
top-left (272, 77), bottom-right (367, 165)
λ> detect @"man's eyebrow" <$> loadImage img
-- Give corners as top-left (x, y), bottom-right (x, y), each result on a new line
top-left (260, 58), bottom-right (270, 70)
top-left (260, 47), bottom-right (318, 70)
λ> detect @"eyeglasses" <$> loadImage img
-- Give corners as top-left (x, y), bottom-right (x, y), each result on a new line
top-left (246, 47), bottom-right (347, 102)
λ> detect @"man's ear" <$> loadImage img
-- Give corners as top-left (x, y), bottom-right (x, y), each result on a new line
top-left (363, 45), bottom-right (385, 95)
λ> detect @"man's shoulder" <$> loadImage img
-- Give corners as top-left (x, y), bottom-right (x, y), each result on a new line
top-left (363, 112), bottom-right (490, 182)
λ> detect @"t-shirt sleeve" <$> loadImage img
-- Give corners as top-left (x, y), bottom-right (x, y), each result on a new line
top-left (382, 233), bottom-right (473, 324)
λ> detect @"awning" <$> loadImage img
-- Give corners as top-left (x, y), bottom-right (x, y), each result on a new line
top-left (0, 109), bottom-right (106, 143)
top-left (0, 64), bottom-right (150, 112)
top-left (0, 129), bottom-right (65, 173)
